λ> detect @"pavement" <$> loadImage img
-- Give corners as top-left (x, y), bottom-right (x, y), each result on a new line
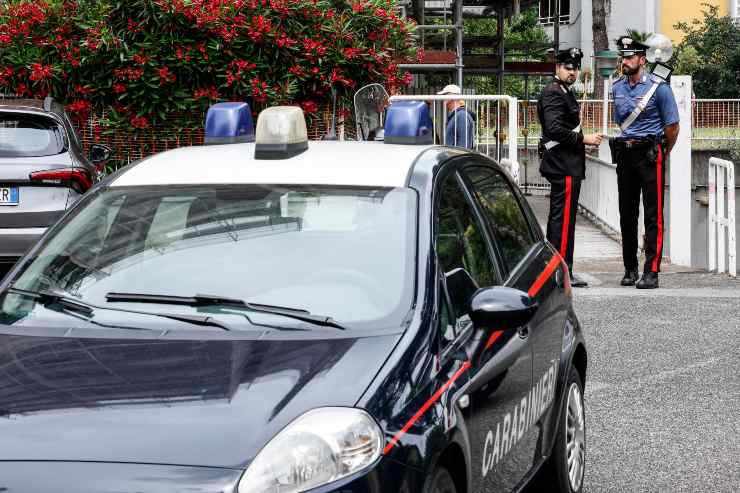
top-left (525, 195), bottom-right (740, 492)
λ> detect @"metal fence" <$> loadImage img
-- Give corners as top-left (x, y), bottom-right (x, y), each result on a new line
top-left (73, 97), bottom-right (738, 173)
top-left (517, 99), bottom-right (740, 142)
top-left (516, 99), bottom-right (740, 192)
top-left (389, 94), bottom-right (521, 181)
top-left (708, 157), bottom-right (737, 277)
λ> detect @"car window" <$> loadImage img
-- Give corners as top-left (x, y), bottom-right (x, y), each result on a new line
top-left (0, 113), bottom-right (65, 157)
top-left (436, 173), bottom-right (497, 317)
top-left (63, 112), bottom-right (83, 148)
top-left (438, 279), bottom-right (456, 345)
top-left (463, 166), bottom-right (537, 274)
top-left (3, 185), bottom-right (417, 331)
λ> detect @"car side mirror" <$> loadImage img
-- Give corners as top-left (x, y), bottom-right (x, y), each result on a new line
top-left (89, 143), bottom-right (111, 165)
top-left (469, 286), bottom-right (538, 330)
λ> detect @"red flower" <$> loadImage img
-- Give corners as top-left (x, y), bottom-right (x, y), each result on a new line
top-left (330, 68), bottom-right (355, 87)
top-left (130, 115), bottom-right (149, 129)
top-left (113, 83), bottom-right (127, 94)
top-left (194, 86), bottom-right (219, 100)
top-left (74, 84), bottom-right (93, 95)
top-left (343, 47), bottom-right (361, 59)
top-left (29, 63), bottom-right (53, 82)
top-left (250, 77), bottom-right (269, 103)
top-left (133, 53), bottom-right (150, 65)
top-left (65, 99), bottom-right (92, 119)
top-left (300, 101), bottom-right (318, 114)
top-left (127, 19), bottom-right (141, 33)
top-left (158, 66), bottom-right (176, 85)
top-left (276, 35), bottom-right (297, 48)
top-left (114, 67), bottom-right (144, 81)
top-left (289, 65), bottom-right (305, 77)
top-left (0, 34), bottom-right (11, 44)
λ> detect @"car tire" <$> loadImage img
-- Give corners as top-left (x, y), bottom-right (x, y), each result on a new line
top-left (425, 466), bottom-right (457, 493)
top-left (549, 367), bottom-right (586, 493)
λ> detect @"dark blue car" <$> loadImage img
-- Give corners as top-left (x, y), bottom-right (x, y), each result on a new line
top-left (0, 106), bottom-right (587, 493)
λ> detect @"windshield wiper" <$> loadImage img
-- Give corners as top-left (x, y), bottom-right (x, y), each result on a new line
top-left (8, 287), bottom-right (95, 316)
top-left (6, 287), bottom-right (233, 331)
top-left (105, 292), bottom-right (347, 330)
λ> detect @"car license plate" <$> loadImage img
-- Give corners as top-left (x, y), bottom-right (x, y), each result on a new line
top-left (0, 186), bottom-right (19, 205)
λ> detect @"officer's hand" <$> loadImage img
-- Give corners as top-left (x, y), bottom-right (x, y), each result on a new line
top-left (583, 134), bottom-right (604, 146)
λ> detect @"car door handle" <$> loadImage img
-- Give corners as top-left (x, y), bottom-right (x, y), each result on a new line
top-left (518, 325), bottom-right (529, 338)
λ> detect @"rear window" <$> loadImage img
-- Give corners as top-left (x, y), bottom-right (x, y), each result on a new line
top-left (0, 112), bottom-right (66, 157)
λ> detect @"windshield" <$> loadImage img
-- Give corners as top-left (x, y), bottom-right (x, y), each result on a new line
top-left (0, 112), bottom-right (66, 157)
top-left (2, 184), bottom-right (417, 330)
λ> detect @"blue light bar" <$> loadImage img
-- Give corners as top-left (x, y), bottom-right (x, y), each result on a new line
top-left (205, 102), bottom-right (255, 144)
top-left (384, 101), bottom-right (433, 145)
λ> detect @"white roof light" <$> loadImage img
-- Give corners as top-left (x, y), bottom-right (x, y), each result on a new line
top-left (254, 106), bottom-right (308, 159)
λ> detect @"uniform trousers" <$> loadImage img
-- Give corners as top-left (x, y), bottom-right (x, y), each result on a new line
top-left (616, 143), bottom-right (666, 273)
top-left (545, 175), bottom-right (581, 273)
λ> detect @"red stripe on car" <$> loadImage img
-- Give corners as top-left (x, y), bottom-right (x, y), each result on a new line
top-left (383, 360), bottom-right (472, 455)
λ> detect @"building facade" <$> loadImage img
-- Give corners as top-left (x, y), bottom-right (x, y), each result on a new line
top-left (538, 0), bottom-right (736, 88)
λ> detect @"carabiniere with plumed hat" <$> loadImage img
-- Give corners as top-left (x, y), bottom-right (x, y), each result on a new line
top-left (609, 33), bottom-right (681, 289)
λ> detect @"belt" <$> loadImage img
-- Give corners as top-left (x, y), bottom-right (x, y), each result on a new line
top-left (543, 124), bottom-right (582, 150)
top-left (617, 138), bottom-right (654, 149)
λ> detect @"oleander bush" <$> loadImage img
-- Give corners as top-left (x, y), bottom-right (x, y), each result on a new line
top-left (0, 0), bottom-right (415, 132)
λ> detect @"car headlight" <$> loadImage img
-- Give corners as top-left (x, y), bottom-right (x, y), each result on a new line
top-left (238, 407), bottom-right (383, 493)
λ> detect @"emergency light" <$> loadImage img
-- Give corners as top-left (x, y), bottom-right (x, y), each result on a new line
top-left (205, 102), bottom-right (255, 144)
top-left (254, 106), bottom-right (309, 160)
top-left (383, 101), bottom-right (433, 145)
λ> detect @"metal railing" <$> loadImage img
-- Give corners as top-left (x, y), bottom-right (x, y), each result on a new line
top-left (389, 94), bottom-right (520, 182)
top-left (708, 157), bottom-right (736, 277)
top-left (518, 99), bottom-right (740, 143)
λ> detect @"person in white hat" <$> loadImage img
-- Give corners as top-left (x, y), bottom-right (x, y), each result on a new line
top-left (437, 84), bottom-right (475, 149)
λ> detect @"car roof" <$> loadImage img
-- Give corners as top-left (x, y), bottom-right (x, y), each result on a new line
top-left (0, 98), bottom-right (67, 119)
top-left (111, 141), bottom-right (439, 188)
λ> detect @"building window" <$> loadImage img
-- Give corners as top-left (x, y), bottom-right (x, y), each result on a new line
top-left (539, 0), bottom-right (570, 25)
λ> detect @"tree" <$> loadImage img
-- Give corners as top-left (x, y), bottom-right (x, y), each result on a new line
top-left (592, 0), bottom-right (610, 53)
top-left (673, 4), bottom-right (740, 98)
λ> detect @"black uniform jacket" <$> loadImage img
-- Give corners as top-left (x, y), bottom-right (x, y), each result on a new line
top-left (536, 78), bottom-right (586, 178)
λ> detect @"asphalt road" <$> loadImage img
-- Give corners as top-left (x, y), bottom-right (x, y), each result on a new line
top-left (531, 270), bottom-right (740, 493)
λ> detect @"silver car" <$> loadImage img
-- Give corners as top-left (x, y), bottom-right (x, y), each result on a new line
top-left (0, 96), bottom-right (110, 271)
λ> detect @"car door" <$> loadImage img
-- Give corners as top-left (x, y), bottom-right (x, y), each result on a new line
top-left (433, 167), bottom-right (534, 493)
top-left (461, 162), bottom-right (569, 473)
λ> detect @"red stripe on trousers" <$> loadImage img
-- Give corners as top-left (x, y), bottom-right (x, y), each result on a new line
top-left (560, 176), bottom-right (572, 259)
top-left (383, 361), bottom-right (472, 455)
top-left (652, 145), bottom-right (663, 272)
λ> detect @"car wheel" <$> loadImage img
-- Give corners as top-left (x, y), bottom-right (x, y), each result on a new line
top-left (425, 466), bottom-right (457, 493)
top-left (550, 368), bottom-right (586, 493)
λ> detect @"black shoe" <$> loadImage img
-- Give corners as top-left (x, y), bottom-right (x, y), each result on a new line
top-left (620, 269), bottom-right (639, 286)
top-left (570, 273), bottom-right (588, 288)
top-left (636, 272), bottom-right (659, 289)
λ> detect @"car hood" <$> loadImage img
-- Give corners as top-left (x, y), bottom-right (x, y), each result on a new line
top-left (0, 329), bottom-right (400, 468)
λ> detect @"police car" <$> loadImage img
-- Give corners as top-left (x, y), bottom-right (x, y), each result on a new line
top-left (0, 102), bottom-right (587, 493)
